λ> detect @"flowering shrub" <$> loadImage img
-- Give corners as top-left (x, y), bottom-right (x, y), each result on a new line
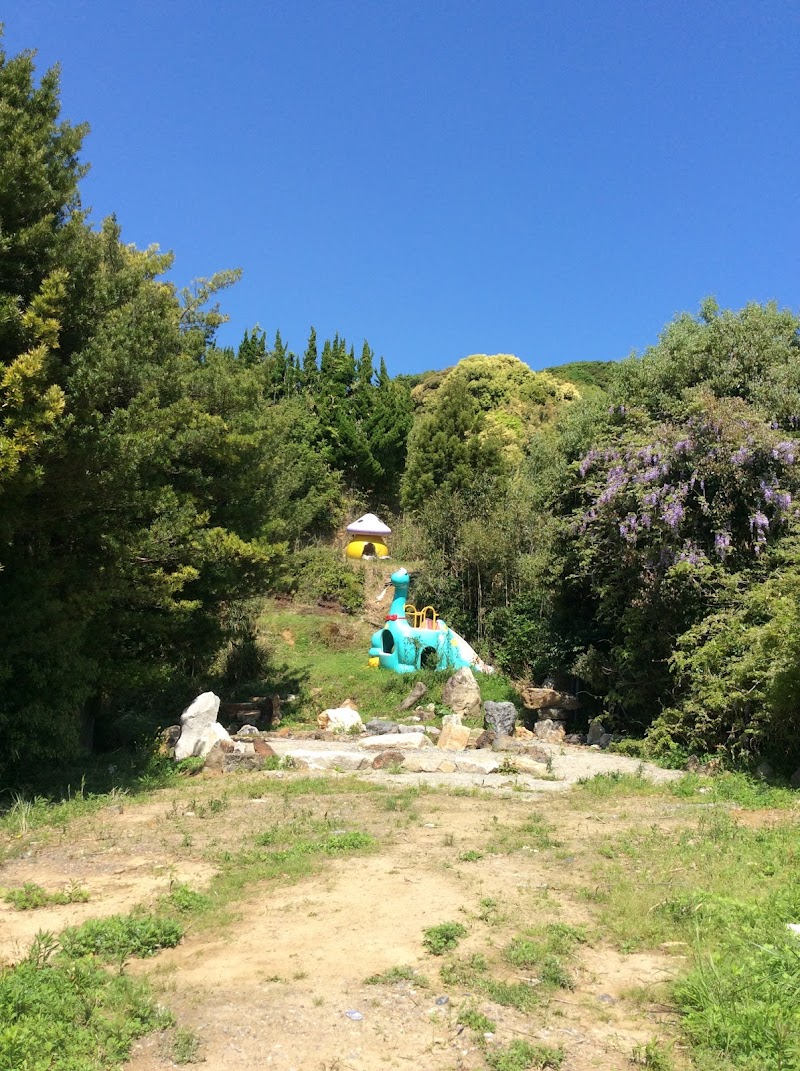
top-left (562, 396), bottom-right (800, 727)
top-left (575, 399), bottom-right (798, 571)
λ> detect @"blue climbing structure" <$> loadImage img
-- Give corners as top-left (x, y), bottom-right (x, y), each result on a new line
top-left (369, 568), bottom-right (491, 675)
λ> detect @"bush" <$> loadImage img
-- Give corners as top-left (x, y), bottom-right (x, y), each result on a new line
top-left (283, 546), bottom-right (364, 614)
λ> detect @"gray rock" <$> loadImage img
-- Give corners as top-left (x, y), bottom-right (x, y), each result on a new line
top-left (754, 760), bottom-right (774, 781)
top-left (175, 692), bottom-right (231, 760)
top-left (484, 701), bottom-right (517, 737)
top-left (565, 733), bottom-right (585, 745)
top-left (491, 738), bottom-right (549, 762)
top-left (441, 712), bottom-right (463, 727)
top-left (284, 749), bottom-right (370, 772)
top-left (442, 667), bottom-right (482, 721)
top-left (236, 724), bottom-right (260, 737)
top-left (397, 681), bottom-right (428, 711)
top-left (586, 718), bottom-right (606, 746)
top-left (223, 751), bottom-right (265, 773)
top-left (365, 719), bottom-right (402, 735)
top-left (598, 733), bottom-right (613, 749)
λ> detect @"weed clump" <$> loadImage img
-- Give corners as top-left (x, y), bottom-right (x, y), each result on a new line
top-left (59, 914), bottom-right (183, 961)
top-left (485, 1039), bottom-right (564, 1069)
top-left (423, 922), bottom-right (467, 956)
top-left (2, 881), bottom-right (89, 910)
top-left (364, 965), bottom-right (429, 987)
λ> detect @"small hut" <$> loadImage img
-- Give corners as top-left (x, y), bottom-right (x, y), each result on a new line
top-left (345, 513), bottom-right (391, 559)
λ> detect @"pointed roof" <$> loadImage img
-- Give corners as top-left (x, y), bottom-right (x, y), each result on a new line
top-left (346, 512), bottom-right (392, 535)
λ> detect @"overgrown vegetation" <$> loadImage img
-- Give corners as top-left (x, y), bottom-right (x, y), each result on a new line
top-left (0, 940), bottom-right (172, 1071)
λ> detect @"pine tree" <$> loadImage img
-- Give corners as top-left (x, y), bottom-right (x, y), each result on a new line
top-left (302, 326), bottom-right (318, 390)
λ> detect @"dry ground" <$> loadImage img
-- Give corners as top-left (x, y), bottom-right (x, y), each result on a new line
top-left (0, 770), bottom-right (696, 1071)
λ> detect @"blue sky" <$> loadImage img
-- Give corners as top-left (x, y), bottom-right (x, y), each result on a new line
top-left (7, 1), bottom-right (800, 375)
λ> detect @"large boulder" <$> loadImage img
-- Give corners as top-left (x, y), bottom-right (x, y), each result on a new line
top-left (317, 707), bottom-right (364, 732)
top-left (437, 723), bottom-right (471, 752)
top-left (586, 718), bottom-right (606, 745)
top-left (175, 692), bottom-right (231, 760)
top-left (442, 667), bottom-right (482, 721)
top-left (364, 719), bottom-right (402, 735)
top-left (520, 686), bottom-right (580, 711)
top-left (484, 701), bottom-right (517, 737)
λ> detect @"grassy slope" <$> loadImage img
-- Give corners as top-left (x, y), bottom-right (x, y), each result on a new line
top-left (256, 599), bottom-right (519, 725)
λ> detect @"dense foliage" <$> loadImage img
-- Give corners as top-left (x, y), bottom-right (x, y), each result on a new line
top-left (413, 302), bottom-right (800, 769)
top-left (4, 35), bottom-right (800, 778)
top-left (0, 42), bottom-right (409, 776)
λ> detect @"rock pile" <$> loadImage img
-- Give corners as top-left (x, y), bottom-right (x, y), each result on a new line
top-left (520, 684), bottom-right (580, 741)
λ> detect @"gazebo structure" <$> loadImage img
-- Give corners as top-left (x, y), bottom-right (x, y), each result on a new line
top-left (345, 513), bottom-right (391, 560)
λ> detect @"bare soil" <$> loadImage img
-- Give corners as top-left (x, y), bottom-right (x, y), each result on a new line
top-left (0, 772), bottom-right (688, 1071)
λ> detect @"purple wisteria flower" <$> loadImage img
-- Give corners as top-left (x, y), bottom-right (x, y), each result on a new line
top-left (750, 511), bottom-right (769, 532)
top-left (661, 501), bottom-right (685, 529)
top-left (677, 541), bottom-right (705, 566)
top-left (714, 532), bottom-right (732, 559)
top-left (772, 442), bottom-right (796, 464)
top-left (776, 491), bottom-right (792, 510)
top-left (731, 446), bottom-right (750, 466)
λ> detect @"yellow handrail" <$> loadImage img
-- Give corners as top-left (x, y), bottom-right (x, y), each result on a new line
top-left (405, 603), bottom-right (439, 629)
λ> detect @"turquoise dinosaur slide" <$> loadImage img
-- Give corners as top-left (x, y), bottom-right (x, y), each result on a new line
top-left (368, 568), bottom-right (492, 675)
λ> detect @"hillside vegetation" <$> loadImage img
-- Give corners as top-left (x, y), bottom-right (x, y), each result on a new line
top-left (2, 38), bottom-right (800, 784)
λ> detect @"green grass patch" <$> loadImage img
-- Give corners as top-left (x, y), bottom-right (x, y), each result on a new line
top-left (2, 881), bottom-right (89, 910)
top-left (575, 769), bottom-right (800, 810)
top-left (457, 1006), bottom-right (496, 1033)
top-left (204, 813), bottom-right (376, 922)
top-left (170, 1027), bottom-right (202, 1064)
top-left (486, 812), bottom-right (558, 853)
top-left (364, 964), bottom-right (429, 987)
top-left (59, 914), bottom-right (184, 962)
top-left (503, 925), bottom-right (586, 991)
top-left (423, 922), bottom-right (467, 956)
top-left (485, 1039), bottom-right (564, 1069)
top-left (160, 883), bottom-right (213, 916)
top-left (589, 809), bottom-right (800, 1068)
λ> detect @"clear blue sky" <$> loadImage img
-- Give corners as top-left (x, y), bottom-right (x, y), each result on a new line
top-left (7, 2), bottom-right (800, 375)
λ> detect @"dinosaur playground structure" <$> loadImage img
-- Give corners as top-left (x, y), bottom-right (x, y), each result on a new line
top-left (369, 568), bottom-right (492, 675)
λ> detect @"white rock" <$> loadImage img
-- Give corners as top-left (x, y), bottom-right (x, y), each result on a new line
top-left (441, 713), bottom-right (463, 727)
top-left (175, 692), bottom-right (231, 760)
top-left (318, 707), bottom-right (364, 732)
top-left (786, 923), bottom-right (800, 936)
top-left (360, 732), bottom-right (432, 750)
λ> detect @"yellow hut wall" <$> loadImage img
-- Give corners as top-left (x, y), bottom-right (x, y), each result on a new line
top-left (346, 538), bottom-right (390, 559)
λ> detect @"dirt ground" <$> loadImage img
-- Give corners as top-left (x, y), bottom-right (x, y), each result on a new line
top-left (0, 768), bottom-right (689, 1071)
